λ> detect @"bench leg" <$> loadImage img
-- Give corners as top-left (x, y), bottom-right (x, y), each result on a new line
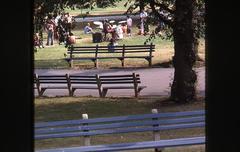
top-left (145, 57), bottom-right (152, 67)
top-left (69, 90), bottom-right (74, 96)
top-left (94, 59), bottom-right (98, 69)
top-left (135, 87), bottom-right (145, 98)
top-left (121, 58), bottom-right (125, 67)
top-left (70, 59), bottom-right (73, 68)
top-left (39, 88), bottom-right (47, 97)
top-left (102, 89), bottom-right (108, 97)
top-left (137, 87), bottom-right (144, 93)
top-left (71, 88), bottom-right (76, 96)
top-left (155, 149), bottom-right (162, 152)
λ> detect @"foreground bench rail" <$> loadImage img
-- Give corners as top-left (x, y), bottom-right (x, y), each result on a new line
top-left (35, 110), bottom-right (205, 152)
top-left (66, 44), bottom-right (155, 68)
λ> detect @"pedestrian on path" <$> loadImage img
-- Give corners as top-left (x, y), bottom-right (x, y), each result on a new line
top-left (139, 9), bottom-right (148, 35)
top-left (126, 15), bottom-right (132, 36)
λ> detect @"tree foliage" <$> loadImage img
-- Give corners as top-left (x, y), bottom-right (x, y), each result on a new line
top-left (123, 0), bottom-right (205, 42)
top-left (33, 0), bottom-right (121, 33)
top-left (123, 0), bottom-right (205, 103)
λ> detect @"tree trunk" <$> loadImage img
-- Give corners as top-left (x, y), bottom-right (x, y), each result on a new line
top-left (170, 0), bottom-right (197, 103)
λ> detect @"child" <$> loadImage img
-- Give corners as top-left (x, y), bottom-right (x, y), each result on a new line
top-left (34, 33), bottom-right (44, 49)
top-left (65, 32), bottom-right (76, 48)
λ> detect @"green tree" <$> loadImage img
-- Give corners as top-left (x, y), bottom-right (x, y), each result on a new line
top-left (33, 0), bottom-right (121, 37)
top-left (124, 0), bottom-right (205, 103)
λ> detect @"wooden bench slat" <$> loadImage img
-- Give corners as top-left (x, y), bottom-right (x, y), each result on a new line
top-left (68, 48), bottom-right (155, 52)
top-left (36, 136), bottom-right (205, 152)
top-left (100, 78), bottom-right (140, 81)
top-left (101, 81), bottom-right (141, 84)
top-left (72, 86), bottom-right (98, 89)
top-left (102, 86), bottom-right (134, 89)
top-left (100, 74), bottom-right (139, 78)
top-left (35, 110), bottom-right (205, 128)
top-left (41, 87), bottom-right (68, 89)
top-left (68, 45), bottom-right (155, 49)
top-left (67, 50), bottom-right (155, 54)
top-left (70, 75), bottom-right (96, 78)
top-left (36, 116), bottom-right (204, 135)
top-left (38, 75), bottom-right (67, 78)
top-left (69, 79), bottom-right (97, 81)
top-left (35, 122), bottom-right (205, 140)
top-left (38, 82), bottom-right (67, 83)
top-left (70, 82), bottom-right (98, 84)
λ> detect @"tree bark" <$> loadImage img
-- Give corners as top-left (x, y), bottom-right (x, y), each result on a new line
top-left (170, 0), bottom-right (197, 103)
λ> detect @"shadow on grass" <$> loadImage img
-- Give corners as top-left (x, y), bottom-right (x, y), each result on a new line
top-left (34, 59), bottom-right (69, 69)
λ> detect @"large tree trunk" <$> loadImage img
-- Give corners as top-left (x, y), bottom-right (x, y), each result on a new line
top-left (170, 0), bottom-right (197, 103)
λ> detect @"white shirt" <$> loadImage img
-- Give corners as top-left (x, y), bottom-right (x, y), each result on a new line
top-left (116, 26), bottom-right (123, 39)
top-left (127, 18), bottom-right (132, 27)
top-left (140, 11), bottom-right (148, 20)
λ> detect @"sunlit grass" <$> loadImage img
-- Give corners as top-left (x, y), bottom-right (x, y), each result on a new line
top-left (34, 25), bottom-right (205, 69)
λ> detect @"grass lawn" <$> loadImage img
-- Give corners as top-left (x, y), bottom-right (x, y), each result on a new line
top-left (35, 96), bottom-right (205, 151)
top-left (34, 26), bottom-right (205, 69)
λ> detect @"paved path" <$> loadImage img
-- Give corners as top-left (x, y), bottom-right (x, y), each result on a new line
top-left (74, 14), bottom-right (139, 23)
top-left (35, 67), bottom-right (205, 97)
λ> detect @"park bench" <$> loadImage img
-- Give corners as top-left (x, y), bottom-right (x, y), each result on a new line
top-left (34, 73), bottom-right (71, 97)
top-left (65, 43), bottom-right (155, 68)
top-left (99, 73), bottom-right (146, 97)
top-left (35, 109), bottom-right (205, 152)
top-left (68, 74), bottom-right (102, 97)
top-left (34, 73), bottom-right (145, 97)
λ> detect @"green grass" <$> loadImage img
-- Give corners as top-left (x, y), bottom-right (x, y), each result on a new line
top-left (35, 96), bottom-right (205, 151)
top-left (34, 28), bottom-right (205, 69)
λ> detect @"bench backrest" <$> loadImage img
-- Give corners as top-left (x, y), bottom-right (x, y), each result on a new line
top-left (34, 73), bottom-right (142, 88)
top-left (99, 73), bottom-right (141, 86)
top-left (35, 74), bottom-right (69, 85)
top-left (67, 44), bottom-right (155, 57)
top-left (35, 110), bottom-right (205, 140)
top-left (69, 75), bottom-right (99, 86)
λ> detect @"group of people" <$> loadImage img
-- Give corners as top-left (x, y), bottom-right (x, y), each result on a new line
top-left (34, 12), bottom-right (76, 50)
top-left (100, 9), bottom-right (149, 44)
top-left (100, 15), bottom-right (133, 43)
top-left (34, 9), bottom-right (150, 51)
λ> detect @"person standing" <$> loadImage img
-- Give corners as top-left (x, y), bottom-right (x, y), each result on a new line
top-left (126, 15), bottom-right (132, 36)
top-left (102, 19), bottom-right (110, 41)
top-left (139, 9), bottom-right (148, 35)
top-left (45, 19), bottom-right (54, 45)
top-left (116, 23), bottom-right (123, 40)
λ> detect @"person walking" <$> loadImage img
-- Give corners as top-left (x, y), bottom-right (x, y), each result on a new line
top-left (126, 15), bottom-right (132, 36)
top-left (139, 9), bottom-right (148, 35)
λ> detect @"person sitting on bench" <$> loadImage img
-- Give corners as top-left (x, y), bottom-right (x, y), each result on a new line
top-left (84, 23), bottom-right (93, 34)
top-left (65, 32), bottom-right (76, 48)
